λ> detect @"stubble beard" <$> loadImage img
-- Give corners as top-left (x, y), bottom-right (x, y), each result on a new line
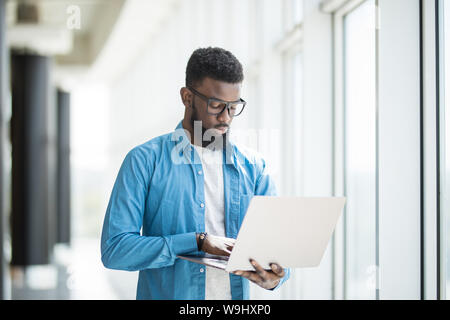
top-left (190, 102), bottom-right (229, 150)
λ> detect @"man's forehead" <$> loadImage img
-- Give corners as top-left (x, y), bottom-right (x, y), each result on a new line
top-left (198, 77), bottom-right (241, 100)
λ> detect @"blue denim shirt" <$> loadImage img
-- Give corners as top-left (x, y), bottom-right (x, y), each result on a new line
top-left (101, 121), bottom-right (290, 299)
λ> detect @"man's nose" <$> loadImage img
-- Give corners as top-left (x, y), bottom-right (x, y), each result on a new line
top-left (217, 106), bottom-right (231, 122)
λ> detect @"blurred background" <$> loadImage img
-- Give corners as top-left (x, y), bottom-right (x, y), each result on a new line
top-left (0, 0), bottom-right (449, 300)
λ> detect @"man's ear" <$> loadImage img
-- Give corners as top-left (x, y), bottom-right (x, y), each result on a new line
top-left (180, 87), bottom-right (192, 109)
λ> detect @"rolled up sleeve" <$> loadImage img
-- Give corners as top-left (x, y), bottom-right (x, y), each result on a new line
top-left (100, 147), bottom-right (198, 271)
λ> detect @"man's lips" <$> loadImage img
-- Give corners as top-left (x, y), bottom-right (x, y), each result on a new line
top-left (215, 126), bottom-right (229, 132)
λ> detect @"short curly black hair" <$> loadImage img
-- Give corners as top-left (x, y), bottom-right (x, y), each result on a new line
top-left (185, 47), bottom-right (244, 88)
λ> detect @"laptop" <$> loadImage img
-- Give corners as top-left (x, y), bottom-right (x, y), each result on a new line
top-left (177, 196), bottom-right (346, 272)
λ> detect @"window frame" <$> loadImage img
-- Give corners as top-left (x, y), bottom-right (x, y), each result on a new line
top-left (422, 0), bottom-right (440, 300)
top-left (332, 0), bottom-right (374, 300)
top-left (438, 0), bottom-right (449, 300)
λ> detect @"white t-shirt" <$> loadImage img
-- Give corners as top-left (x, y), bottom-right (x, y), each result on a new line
top-left (193, 145), bottom-right (232, 300)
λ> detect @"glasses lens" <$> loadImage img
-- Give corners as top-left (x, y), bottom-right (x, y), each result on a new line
top-left (208, 101), bottom-right (227, 114)
top-left (208, 101), bottom-right (245, 117)
top-left (228, 102), bottom-right (245, 117)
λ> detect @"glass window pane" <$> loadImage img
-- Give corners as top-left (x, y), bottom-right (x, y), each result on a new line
top-left (292, 0), bottom-right (303, 25)
top-left (344, 0), bottom-right (377, 299)
top-left (442, 0), bottom-right (450, 299)
top-left (283, 0), bottom-right (303, 32)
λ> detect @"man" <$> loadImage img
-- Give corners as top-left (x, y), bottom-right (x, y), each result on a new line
top-left (101, 47), bottom-right (290, 300)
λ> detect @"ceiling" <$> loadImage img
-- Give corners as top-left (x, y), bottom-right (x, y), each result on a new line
top-left (6, 0), bottom-right (125, 69)
top-left (5, 0), bottom-right (179, 88)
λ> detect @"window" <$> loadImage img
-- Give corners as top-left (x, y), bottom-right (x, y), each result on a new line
top-left (342, 0), bottom-right (377, 299)
top-left (283, 0), bottom-right (303, 32)
top-left (440, 0), bottom-right (450, 300)
top-left (333, 0), bottom-right (423, 300)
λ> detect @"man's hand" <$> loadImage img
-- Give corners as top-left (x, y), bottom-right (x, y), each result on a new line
top-left (199, 234), bottom-right (236, 256)
top-left (232, 259), bottom-right (285, 290)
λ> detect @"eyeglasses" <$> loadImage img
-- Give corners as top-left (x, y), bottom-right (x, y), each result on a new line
top-left (188, 86), bottom-right (246, 117)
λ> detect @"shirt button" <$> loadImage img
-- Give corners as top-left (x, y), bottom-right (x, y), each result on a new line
top-left (200, 268), bottom-right (204, 273)
top-left (198, 170), bottom-right (203, 175)
top-left (200, 203), bottom-right (205, 208)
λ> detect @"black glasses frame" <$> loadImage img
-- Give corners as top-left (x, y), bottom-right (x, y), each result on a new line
top-left (188, 86), bottom-right (246, 117)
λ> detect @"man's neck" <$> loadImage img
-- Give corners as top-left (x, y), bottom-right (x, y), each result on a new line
top-left (181, 118), bottom-right (197, 146)
top-left (181, 118), bottom-right (211, 148)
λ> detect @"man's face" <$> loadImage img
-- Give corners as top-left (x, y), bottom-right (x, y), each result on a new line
top-left (189, 77), bottom-right (241, 137)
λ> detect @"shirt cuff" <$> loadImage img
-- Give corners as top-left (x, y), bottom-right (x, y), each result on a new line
top-left (169, 232), bottom-right (198, 255)
top-left (269, 268), bottom-right (290, 291)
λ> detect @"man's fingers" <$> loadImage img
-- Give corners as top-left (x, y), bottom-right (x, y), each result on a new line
top-left (233, 262), bottom-right (285, 290)
top-left (217, 236), bottom-right (235, 243)
top-left (224, 241), bottom-right (235, 247)
top-left (233, 270), bottom-right (262, 284)
top-left (270, 263), bottom-right (285, 277)
top-left (249, 259), bottom-right (269, 278)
